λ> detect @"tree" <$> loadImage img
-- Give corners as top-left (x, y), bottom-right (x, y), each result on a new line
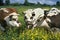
top-left (56, 1), bottom-right (60, 6)
top-left (37, 2), bottom-right (42, 6)
top-left (24, 0), bottom-right (28, 5)
top-left (37, 2), bottom-right (40, 5)
top-left (0, 0), bottom-right (3, 5)
top-left (5, 0), bottom-right (10, 5)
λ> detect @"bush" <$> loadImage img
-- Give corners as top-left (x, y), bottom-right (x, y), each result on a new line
top-left (10, 3), bottom-right (20, 6)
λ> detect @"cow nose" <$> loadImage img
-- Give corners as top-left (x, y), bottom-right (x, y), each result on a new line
top-left (17, 22), bottom-right (22, 27)
top-left (27, 21), bottom-right (33, 23)
top-left (30, 17), bottom-right (33, 19)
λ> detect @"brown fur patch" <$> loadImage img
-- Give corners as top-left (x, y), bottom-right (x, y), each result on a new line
top-left (0, 8), bottom-right (17, 22)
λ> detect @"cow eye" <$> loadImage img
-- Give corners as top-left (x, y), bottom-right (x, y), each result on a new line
top-left (9, 15), bottom-right (13, 21)
top-left (25, 16), bottom-right (27, 19)
top-left (52, 9), bottom-right (55, 11)
top-left (40, 17), bottom-right (42, 19)
top-left (30, 17), bottom-right (33, 19)
top-left (32, 13), bottom-right (35, 16)
top-left (12, 18), bottom-right (16, 21)
top-left (9, 15), bottom-right (13, 18)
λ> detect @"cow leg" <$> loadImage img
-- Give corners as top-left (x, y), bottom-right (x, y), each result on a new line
top-left (0, 24), bottom-right (5, 32)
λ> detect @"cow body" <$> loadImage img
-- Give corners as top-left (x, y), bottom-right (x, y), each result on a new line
top-left (0, 8), bottom-right (21, 31)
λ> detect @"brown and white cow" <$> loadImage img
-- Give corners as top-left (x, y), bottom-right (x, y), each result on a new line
top-left (0, 8), bottom-right (21, 32)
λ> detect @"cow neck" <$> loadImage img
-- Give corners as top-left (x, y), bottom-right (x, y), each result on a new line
top-left (0, 20), bottom-right (7, 28)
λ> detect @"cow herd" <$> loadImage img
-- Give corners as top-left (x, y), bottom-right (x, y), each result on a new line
top-left (0, 7), bottom-right (60, 32)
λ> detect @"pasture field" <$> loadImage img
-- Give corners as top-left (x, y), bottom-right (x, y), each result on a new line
top-left (0, 5), bottom-right (60, 40)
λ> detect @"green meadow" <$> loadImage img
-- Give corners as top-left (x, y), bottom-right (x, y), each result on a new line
top-left (0, 5), bottom-right (60, 40)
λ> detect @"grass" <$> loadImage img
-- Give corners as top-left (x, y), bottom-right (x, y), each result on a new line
top-left (0, 5), bottom-right (60, 40)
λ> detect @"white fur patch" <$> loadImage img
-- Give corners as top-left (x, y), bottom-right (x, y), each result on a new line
top-left (24, 9), bottom-right (33, 14)
top-left (0, 8), bottom-right (9, 13)
top-left (47, 12), bottom-right (58, 16)
top-left (9, 21), bottom-right (20, 27)
top-left (47, 8), bottom-right (59, 16)
top-left (46, 18), bottom-right (51, 22)
top-left (24, 9), bottom-right (33, 22)
top-left (40, 20), bottom-right (50, 27)
top-left (4, 12), bottom-right (19, 20)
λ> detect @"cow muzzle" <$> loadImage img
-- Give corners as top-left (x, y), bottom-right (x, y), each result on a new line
top-left (17, 21), bottom-right (22, 27)
top-left (8, 20), bottom-right (22, 27)
top-left (26, 21), bottom-right (33, 25)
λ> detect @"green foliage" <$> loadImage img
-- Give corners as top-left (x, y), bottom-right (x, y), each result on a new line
top-left (5, 0), bottom-right (10, 5)
top-left (37, 2), bottom-right (41, 5)
top-left (24, 0), bottom-right (35, 6)
top-left (0, 6), bottom-right (60, 40)
top-left (56, 1), bottom-right (60, 6)
top-left (0, 0), bottom-right (3, 5)
top-left (24, 0), bottom-right (28, 5)
top-left (10, 3), bottom-right (20, 6)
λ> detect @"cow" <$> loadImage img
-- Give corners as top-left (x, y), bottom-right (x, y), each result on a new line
top-left (0, 8), bottom-right (21, 32)
top-left (46, 7), bottom-right (60, 31)
top-left (23, 8), bottom-right (50, 29)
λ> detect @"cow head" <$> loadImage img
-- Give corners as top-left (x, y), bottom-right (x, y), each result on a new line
top-left (23, 9), bottom-right (33, 25)
top-left (23, 8), bottom-right (45, 28)
top-left (2, 8), bottom-right (21, 27)
top-left (47, 7), bottom-right (59, 16)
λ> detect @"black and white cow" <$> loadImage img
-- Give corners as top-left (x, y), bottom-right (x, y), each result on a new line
top-left (23, 8), bottom-right (50, 29)
top-left (0, 8), bottom-right (21, 31)
top-left (46, 7), bottom-right (60, 31)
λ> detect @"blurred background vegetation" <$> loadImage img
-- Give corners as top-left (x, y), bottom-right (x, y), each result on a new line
top-left (0, 0), bottom-right (60, 6)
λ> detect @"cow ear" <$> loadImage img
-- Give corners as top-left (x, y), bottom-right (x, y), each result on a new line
top-left (9, 15), bottom-right (13, 18)
top-left (44, 10), bottom-right (49, 16)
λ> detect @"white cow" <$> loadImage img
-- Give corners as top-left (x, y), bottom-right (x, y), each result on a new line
top-left (23, 8), bottom-right (50, 29)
